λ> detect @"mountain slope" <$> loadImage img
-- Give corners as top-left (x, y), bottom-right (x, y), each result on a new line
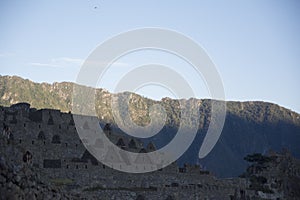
top-left (1, 75), bottom-right (300, 177)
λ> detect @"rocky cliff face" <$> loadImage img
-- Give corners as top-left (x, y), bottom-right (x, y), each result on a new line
top-left (1, 75), bottom-right (300, 177)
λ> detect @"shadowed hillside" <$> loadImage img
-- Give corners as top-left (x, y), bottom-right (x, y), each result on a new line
top-left (1, 75), bottom-right (300, 177)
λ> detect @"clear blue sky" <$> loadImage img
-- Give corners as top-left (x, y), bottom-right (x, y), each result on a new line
top-left (0, 0), bottom-right (299, 113)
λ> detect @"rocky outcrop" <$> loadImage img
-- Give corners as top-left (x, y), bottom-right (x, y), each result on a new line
top-left (241, 150), bottom-right (300, 200)
top-left (0, 154), bottom-right (80, 200)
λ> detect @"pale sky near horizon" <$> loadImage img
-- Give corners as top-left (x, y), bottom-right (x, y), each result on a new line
top-left (0, 1), bottom-right (300, 113)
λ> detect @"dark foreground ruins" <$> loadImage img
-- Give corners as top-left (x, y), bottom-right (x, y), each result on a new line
top-left (1, 103), bottom-right (300, 199)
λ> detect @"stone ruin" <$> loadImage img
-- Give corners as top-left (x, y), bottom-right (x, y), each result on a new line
top-left (3, 103), bottom-right (292, 199)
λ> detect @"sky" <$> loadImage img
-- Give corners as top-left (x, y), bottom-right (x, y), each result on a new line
top-left (0, 0), bottom-right (300, 113)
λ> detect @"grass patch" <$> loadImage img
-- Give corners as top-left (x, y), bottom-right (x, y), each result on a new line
top-left (50, 178), bottom-right (73, 186)
top-left (84, 186), bottom-right (157, 192)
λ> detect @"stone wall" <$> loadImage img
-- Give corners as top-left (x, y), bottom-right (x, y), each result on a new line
top-left (0, 103), bottom-right (250, 199)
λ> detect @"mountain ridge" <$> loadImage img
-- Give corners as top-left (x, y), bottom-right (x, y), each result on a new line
top-left (1, 74), bottom-right (299, 115)
top-left (1, 74), bottom-right (300, 177)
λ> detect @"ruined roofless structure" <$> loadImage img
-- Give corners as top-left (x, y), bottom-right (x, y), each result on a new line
top-left (0, 103), bottom-right (252, 199)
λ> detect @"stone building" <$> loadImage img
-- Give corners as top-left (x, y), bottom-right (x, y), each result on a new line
top-left (0, 103), bottom-right (263, 200)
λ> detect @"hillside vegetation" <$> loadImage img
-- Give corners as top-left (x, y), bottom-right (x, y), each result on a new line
top-left (1, 75), bottom-right (300, 177)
